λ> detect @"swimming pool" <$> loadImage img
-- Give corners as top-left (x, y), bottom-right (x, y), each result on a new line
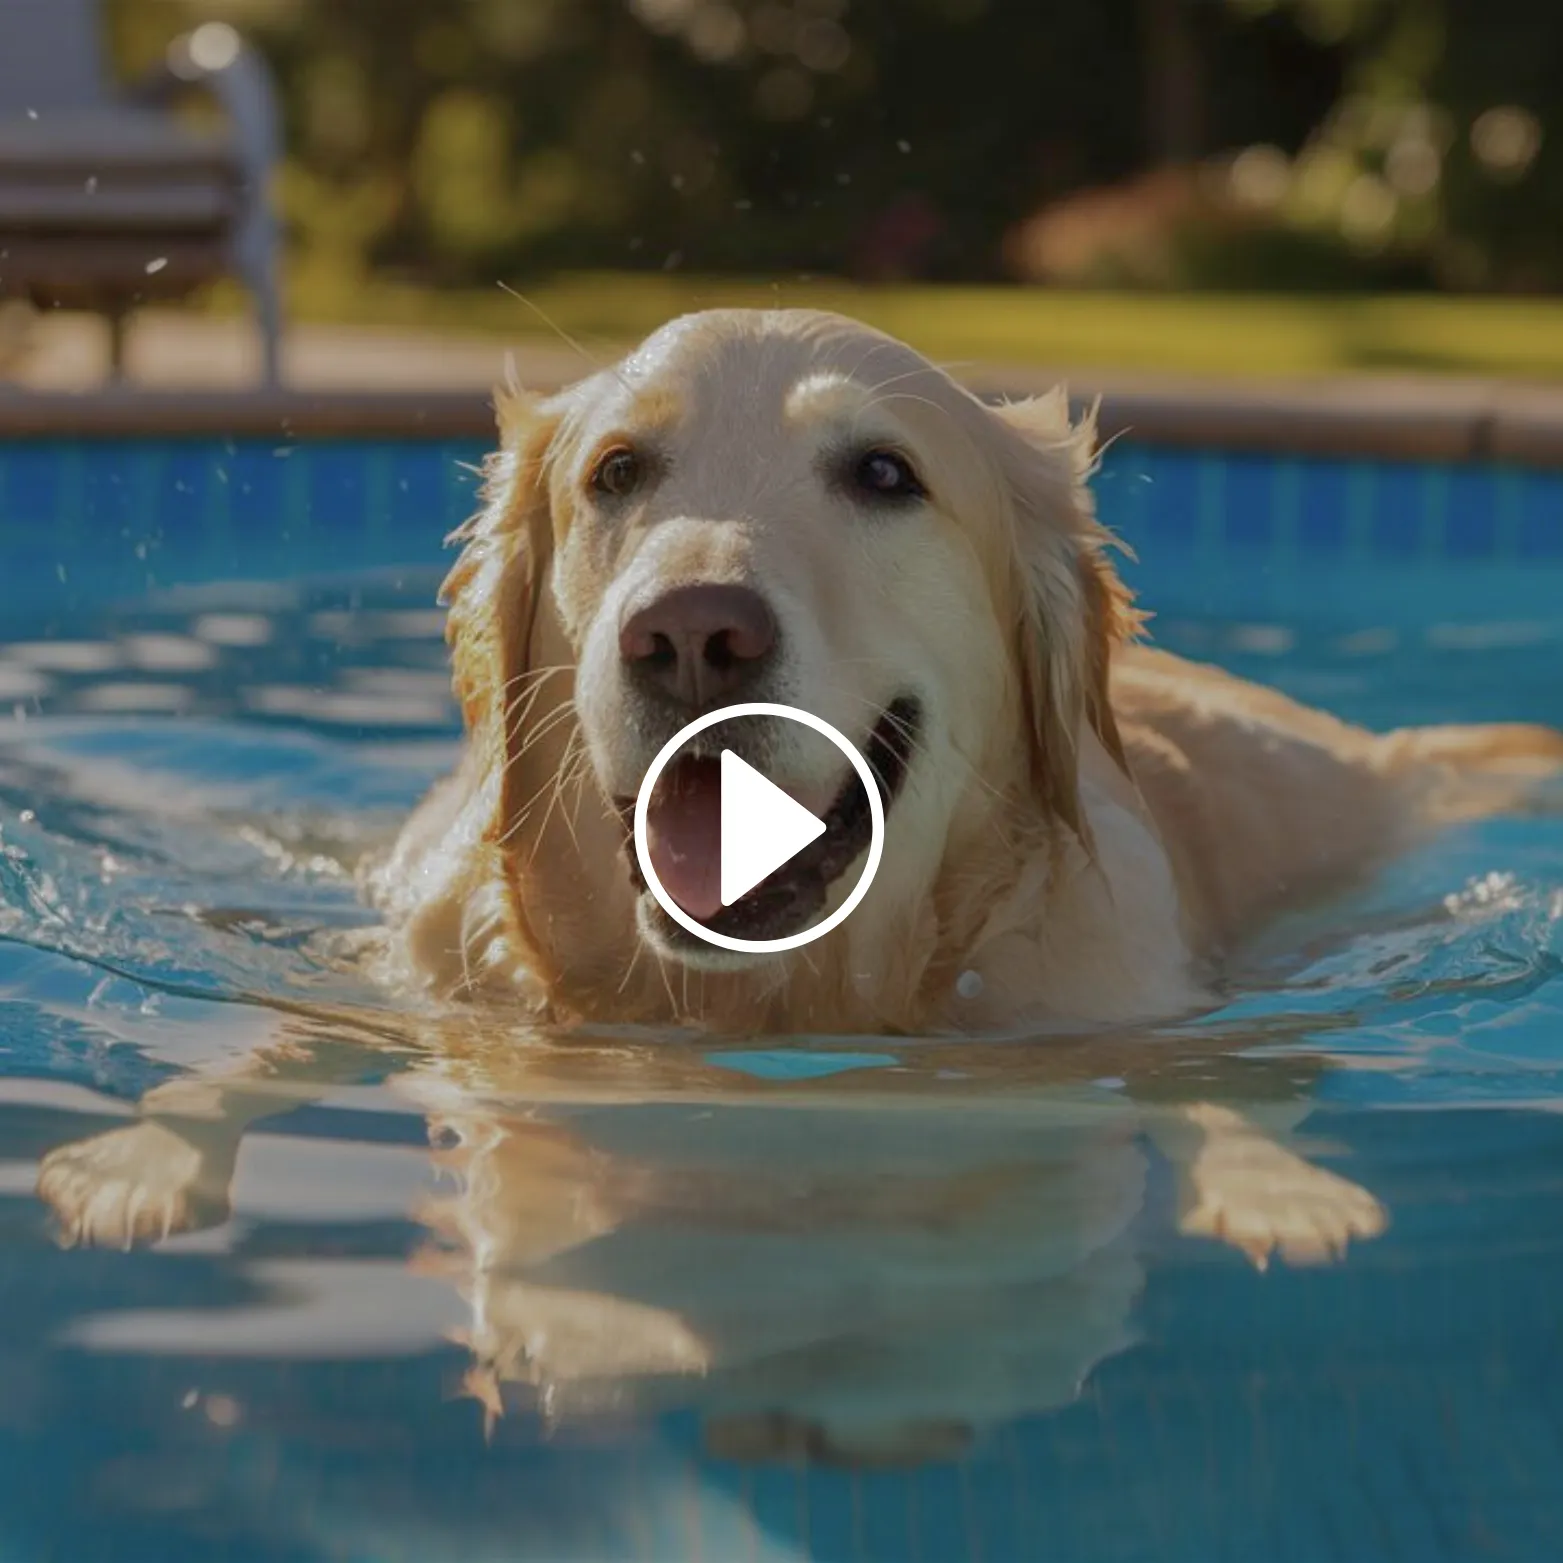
top-left (2, 432), bottom-right (1562, 1562)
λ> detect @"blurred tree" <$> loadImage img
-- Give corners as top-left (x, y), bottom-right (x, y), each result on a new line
top-left (1217, 0), bottom-right (1563, 292)
top-left (103, 0), bottom-right (1563, 291)
top-left (1430, 1), bottom-right (1561, 291)
top-left (1142, 0), bottom-right (1205, 165)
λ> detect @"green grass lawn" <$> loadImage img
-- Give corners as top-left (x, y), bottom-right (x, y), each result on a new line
top-left (278, 270), bottom-right (1563, 379)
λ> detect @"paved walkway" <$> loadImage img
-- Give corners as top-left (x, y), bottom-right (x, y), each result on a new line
top-left (1, 306), bottom-right (594, 394)
top-left (6, 303), bottom-right (1563, 463)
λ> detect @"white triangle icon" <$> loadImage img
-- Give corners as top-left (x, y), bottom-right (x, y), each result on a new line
top-left (719, 749), bottom-right (827, 907)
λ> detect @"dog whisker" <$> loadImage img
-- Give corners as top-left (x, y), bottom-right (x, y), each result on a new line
top-left (494, 281), bottom-right (603, 373)
top-left (528, 734), bottom-right (585, 867)
top-left (851, 388), bottom-right (956, 433)
top-left (615, 935), bottom-right (648, 998)
top-left (493, 703), bottom-right (585, 849)
top-left (494, 282), bottom-right (645, 405)
top-left (532, 732), bottom-right (593, 867)
top-left (501, 668), bottom-right (573, 730)
top-left (499, 664), bottom-right (574, 698)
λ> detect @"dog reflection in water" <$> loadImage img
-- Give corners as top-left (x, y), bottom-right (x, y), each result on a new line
top-left (410, 1083), bottom-right (1148, 1463)
top-left (37, 1022), bottom-right (1384, 1465)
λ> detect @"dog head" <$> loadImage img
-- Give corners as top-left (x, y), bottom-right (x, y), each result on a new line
top-left (440, 309), bottom-right (1136, 1020)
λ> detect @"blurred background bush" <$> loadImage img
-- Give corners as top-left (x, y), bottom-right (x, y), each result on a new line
top-left (99, 0), bottom-right (1561, 358)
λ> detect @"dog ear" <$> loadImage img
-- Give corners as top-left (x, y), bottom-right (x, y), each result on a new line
top-left (990, 389), bottom-right (1141, 845)
top-left (441, 383), bottom-right (564, 773)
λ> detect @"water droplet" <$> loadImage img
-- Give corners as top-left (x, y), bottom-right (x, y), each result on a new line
top-left (145, 257), bottom-right (168, 275)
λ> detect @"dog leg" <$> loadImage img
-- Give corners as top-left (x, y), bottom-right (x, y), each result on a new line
top-left (1151, 1102), bottom-right (1386, 1270)
top-left (36, 1029), bottom-right (382, 1248)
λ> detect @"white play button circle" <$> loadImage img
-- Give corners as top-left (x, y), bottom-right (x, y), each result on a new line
top-left (632, 701), bottom-right (886, 954)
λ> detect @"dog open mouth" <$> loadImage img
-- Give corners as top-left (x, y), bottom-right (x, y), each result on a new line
top-left (619, 696), bottom-right (921, 946)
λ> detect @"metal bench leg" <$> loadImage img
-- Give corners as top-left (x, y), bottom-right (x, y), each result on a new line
top-left (106, 306), bottom-right (130, 382)
top-left (250, 231), bottom-right (282, 387)
top-left (155, 29), bottom-right (285, 388)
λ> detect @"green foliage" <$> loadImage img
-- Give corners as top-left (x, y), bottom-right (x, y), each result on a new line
top-left (1225, 0), bottom-right (1563, 292)
top-left (106, 0), bottom-right (1563, 292)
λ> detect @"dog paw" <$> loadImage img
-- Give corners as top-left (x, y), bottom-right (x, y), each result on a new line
top-left (1179, 1127), bottom-right (1386, 1270)
top-left (36, 1122), bottom-right (228, 1249)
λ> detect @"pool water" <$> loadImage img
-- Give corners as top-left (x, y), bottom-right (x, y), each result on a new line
top-left (1, 437), bottom-right (1562, 1562)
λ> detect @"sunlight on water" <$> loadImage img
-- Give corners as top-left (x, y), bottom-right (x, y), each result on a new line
top-left (2, 552), bottom-right (1563, 1561)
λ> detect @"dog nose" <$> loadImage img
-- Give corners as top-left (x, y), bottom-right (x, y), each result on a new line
top-left (619, 583), bottom-right (778, 709)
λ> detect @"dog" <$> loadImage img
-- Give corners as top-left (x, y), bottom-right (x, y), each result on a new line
top-left (34, 308), bottom-right (1563, 1447)
top-left (372, 306), bottom-right (1563, 1034)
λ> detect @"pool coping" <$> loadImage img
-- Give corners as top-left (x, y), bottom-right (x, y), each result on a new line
top-left (3, 369), bottom-right (1563, 465)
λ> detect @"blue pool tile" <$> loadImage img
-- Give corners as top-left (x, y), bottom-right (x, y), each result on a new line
top-left (1517, 471), bottom-right (1563, 559)
top-left (1369, 463), bottom-right (1426, 558)
top-left (306, 443), bottom-right (372, 553)
top-left (4, 545), bottom-right (67, 610)
top-left (443, 441), bottom-right (487, 532)
top-left (225, 440), bottom-right (292, 538)
top-left (856, 1468), bottom-right (917, 1562)
top-left (961, 1457), bottom-right (1021, 1563)
top-left (747, 1463), bottom-right (805, 1554)
top-left (796, 1466), bottom-right (857, 1560)
top-left (1442, 466), bottom-right (1499, 559)
top-left (1219, 454), bottom-right (1277, 550)
top-left (390, 443), bottom-right (459, 551)
top-left (907, 1462), bottom-right (975, 1563)
top-left (1295, 461), bottom-right (1352, 553)
top-left (1091, 456), bottom-right (1150, 553)
top-left (81, 441), bottom-right (148, 544)
top-left (153, 444), bottom-right (223, 581)
top-left (0, 441), bottom-right (61, 537)
top-left (1132, 449), bottom-right (1200, 554)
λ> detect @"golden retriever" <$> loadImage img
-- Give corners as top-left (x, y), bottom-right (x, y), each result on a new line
top-left (372, 306), bottom-right (1563, 1034)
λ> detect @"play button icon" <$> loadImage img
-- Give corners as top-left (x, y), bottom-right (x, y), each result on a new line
top-left (718, 749), bottom-right (826, 907)
top-left (632, 700), bottom-right (886, 954)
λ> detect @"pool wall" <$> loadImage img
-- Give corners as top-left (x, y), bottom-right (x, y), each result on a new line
top-left (2, 433), bottom-right (1561, 618)
top-left (2, 378), bottom-right (1561, 738)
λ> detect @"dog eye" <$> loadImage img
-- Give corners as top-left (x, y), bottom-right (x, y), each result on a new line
top-left (852, 449), bottom-right (925, 503)
top-left (591, 446), bottom-right (643, 499)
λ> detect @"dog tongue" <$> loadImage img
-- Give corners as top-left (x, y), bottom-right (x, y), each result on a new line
top-left (645, 757), bottom-right (723, 920)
